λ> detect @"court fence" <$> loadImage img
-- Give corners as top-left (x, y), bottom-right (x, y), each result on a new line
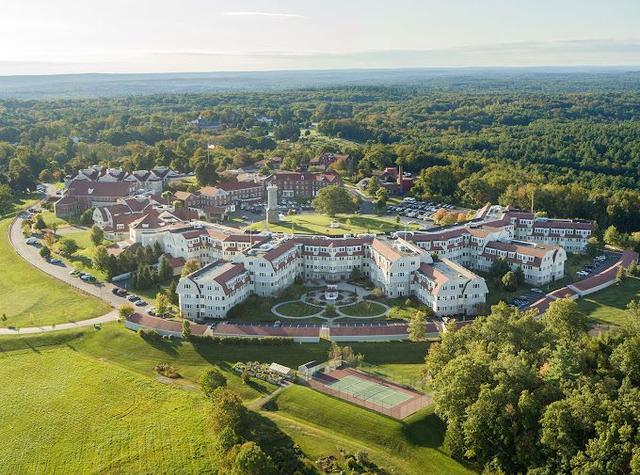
top-left (307, 377), bottom-right (430, 420)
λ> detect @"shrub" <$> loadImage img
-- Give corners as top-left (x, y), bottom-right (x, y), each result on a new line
top-left (118, 303), bottom-right (135, 319)
top-left (154, 362), bottom-right (181, 378)
top-left (200, 368), bottom-right (227, 397)
top-left (371, 287), bottom-right (384, 299)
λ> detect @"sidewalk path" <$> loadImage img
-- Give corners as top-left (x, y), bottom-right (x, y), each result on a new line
top-left (3, 216), bottom-right (121, 335)
top-left (0, 310), bottom-right (119, 335)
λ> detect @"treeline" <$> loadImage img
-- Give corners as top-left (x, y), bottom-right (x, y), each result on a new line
top-left (3, 86), bottom-right (640, 233)
top-left (426, 299), bottom-right (640, 474)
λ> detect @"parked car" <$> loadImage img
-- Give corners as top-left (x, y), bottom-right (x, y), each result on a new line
top-left (127, 294), bottom-right (140, 302)
top-left (49, 258), bottom-right (63, 265)
top-left (112, 287), bottom-right (127, 296)
top-left (145, 307), bottom-right (156, 316)
top-left (576, 271), bottom-right (589, 277)
top-left (135, 300), bottom-right (148, 307)
top-left (25, 237), bottom-right (38, 245)
top-left (69, 269), bottom-right (81, 276)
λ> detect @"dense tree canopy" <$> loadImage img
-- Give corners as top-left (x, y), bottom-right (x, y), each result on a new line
top-left (425, 299), bottom-right (640, 474)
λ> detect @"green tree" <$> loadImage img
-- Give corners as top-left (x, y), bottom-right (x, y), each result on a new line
top-left (501, 271), bottom-right (517, 291)
top-left (366, 176), bottom-right (380, 196)
top-left (80, 208), bottom-right (94, 226)
top-left (209, 388), bottom-right (247, 433)
top-left (408, 310), bottom-right (426, 342)
top-left (181, 319), bottom-right (192, 340)
top-left (489, 258), bottom-right (510, 278)
top-left (93, 245), bottom-right (110, 272)
top-left (312, 185), bottom-right (358, 216)
top-left (375, 186), bottom-right (389, 210)
top-left (34, 214), bottom-right (46, 230)
top-left (229, 442), bottom-right (276, 475)
top-left (181, 259), bottom-right (200, 277)
top-left (604, 225), bottom-right (624, 248)
top-left (200, 368), bottom-right (227, 397)
top-left (39, 245), bottom-right (51, 260)
top-left (90, 225), bottom-right (104, 246)
top-left (59, 238), bottom-right (78, 257)
top-left (157, 256), bottom-right (173, 282)
top-left (195, 162), bottom-right (219, 186)
top-left (0, 184), bottom-right (13, 215)
top-left (155, 292), bottom-right (170, 316)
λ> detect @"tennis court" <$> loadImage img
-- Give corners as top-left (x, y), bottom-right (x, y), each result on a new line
top-left (309, 367), bottom-right (431, 419)
top-left (329, 374), bottom-right (411, 407)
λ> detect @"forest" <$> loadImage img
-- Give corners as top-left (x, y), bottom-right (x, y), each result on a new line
top-left (2, 76), bottom-right (640, 234)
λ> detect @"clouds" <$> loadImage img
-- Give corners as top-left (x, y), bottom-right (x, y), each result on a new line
top-left (222, 11), bottom-right (306, 19)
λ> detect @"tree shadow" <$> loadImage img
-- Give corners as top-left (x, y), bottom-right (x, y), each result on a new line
top-left (401, 411), bottom-right (445, 448)
top-left (243, 410), bottom-right (311, 474)
top-left (140, 337), bottom-right (180, 356)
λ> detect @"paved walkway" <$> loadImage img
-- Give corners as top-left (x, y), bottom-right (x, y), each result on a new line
top-left (0, 310), bottom-right (119, 335)
top-left (2, 216), bottom-right (121, 335)
top-left (271, 291), bottom-right (390, 326)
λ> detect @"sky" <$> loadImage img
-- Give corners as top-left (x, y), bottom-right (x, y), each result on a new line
top-left (1, 0), bottom-right (640, 75)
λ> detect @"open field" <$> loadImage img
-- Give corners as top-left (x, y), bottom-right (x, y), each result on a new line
top-left (0, 325), bottom-right (435, 472)
top-left (264, 385), bottom-right (472, 474)
top-left (248, 212), bottom-right (417, 235)
top-left (576, 276), bottom-right (640, 326)
top-left (0, 218), bottom-right (111, 328)
top-left (0, 346), bottom-right (218, 473)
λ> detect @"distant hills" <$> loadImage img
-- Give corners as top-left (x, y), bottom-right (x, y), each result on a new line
top-left (1, 67), bottom-right (640, 99)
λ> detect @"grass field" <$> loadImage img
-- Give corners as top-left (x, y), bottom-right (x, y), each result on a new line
top-left (339, 300), bottom-right (387, 317)
top-left (577, 276), bottom-right (640, 326)
top-left (0, 218), bottom-right (111, 328)
top-left (0, 346), bottom-right (218, 473)
top-left (0, 320), bottom-right (437, 472)
top-left (264, 385), bottom-right (472, 474)
top-left (276, 301), bottom-right (321, 317)
top-left (248, 212), bottom-right (417, 235)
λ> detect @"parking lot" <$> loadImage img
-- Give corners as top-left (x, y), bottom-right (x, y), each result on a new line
top-left (511, 251), bottom-right (622, 309)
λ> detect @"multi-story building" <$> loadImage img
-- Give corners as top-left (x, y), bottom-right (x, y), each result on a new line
top-left (157, 202), bottom-right (590, 322)
top-left (478, 205), bottom-right (595, 253)
top-left (64, 166), bottom-right (181, 193)
top-left (413, 259), bottom-right (488, 316)
top-left (54, 181), bottom-right (137, 217)
top-left (178, 261), bottom-right (252, 320)
top-left (175, 233), bottom-right (489, 321)
top-left (263, 171), bottom-right (342, 200)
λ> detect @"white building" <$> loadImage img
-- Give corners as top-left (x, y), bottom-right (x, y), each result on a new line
top-left (163, 203), bottom-right (591, 322)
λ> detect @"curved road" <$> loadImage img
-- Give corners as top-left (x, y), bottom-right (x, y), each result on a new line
top-left (0, 215), bottom-right (121, 335)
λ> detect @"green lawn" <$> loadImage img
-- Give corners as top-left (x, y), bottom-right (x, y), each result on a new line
top-left (0, 218), bottom-right (111, 328)
top-left (576, 276), bottom-right (640, 326)
top-left (51, 228), bottom-right (110, 281)
top-left (265, 385), bottom-right (472, 474)
top-left (0, 323), bottom-right (433, 472)
top-left (384, 296), bottom-right (427, 320)
top-left (276, 301), bottom-right (321, 317)
top-left (0, 346), bottom-right (219, 473)
top-left (339, 300), bottom-right (387, 317)
top-left (248, 212), bottom-right (417, 235)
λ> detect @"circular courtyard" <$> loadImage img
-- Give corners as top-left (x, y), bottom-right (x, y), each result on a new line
top-left (271, 287), bottom-right (390, 324)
